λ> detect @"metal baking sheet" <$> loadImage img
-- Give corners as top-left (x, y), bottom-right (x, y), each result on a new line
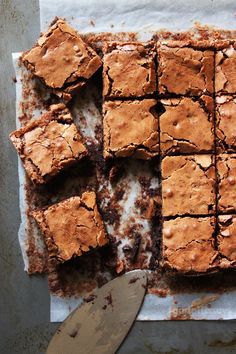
top-left (12, 0), bottom-right (236, 323)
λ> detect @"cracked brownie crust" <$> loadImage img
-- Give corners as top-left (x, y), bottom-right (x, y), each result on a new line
top-left (216, 95), bottom-right (236, 152)
top-left (9, 104), bottom-right (88, 184)
top-left (22, 18), bottom-right (102, 101)
top-left (103, 99), bottom-right (159, 159)
top-left (217, 154), bottom-right (236, 213)
top-left (32, 192), bottom-right (108, 263)
top-left (160, 96), bottom-right (214, 155)
top-left (163, 216), bottom-right (218, 273)
top-left (162, 155), bottom-right (216, 217)
top-left (103, 42), bottom-right (156, 98)
top-left (215, 44), bottom-right (236, 94)
top-left (218, 215), bottom-right (236, 267)
top-left (157, 42), bottom-right (214, 96)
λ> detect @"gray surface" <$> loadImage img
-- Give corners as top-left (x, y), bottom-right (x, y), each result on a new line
top-left (1, 1), bottom-right (236, 353)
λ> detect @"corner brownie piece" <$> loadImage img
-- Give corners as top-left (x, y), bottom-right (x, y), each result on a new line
top-left (103, 99), bottom-right (159, 159)
top-left (103, 42), bottom-right (156, 98)
top-left (217, 154), bottom-right (236, 213)
top-left (9, 104), bottom-right (87, 184)
top-left (218, 215), bottom-right (236, 268)
top-left (160, 96), bottom-right (214, 155)
top-left (163, 216), bottom-right (217, 273)
top-left (22, 18), bottom-right (102, 101)
top-left (32, 192), bottom-right (108, 263)
top-left (158, 41), bottom-right (214, 96)
top-left (162, 155), bottom-right (216, 217)
top-left (216, 95), bottom-right (236, 152)
top-left (215, 44), bottom-right (236, 95)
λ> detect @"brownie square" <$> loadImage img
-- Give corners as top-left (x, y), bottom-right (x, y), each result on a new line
top-left (217, 154), bottom-right (236, 213)
top-left (103, 42), bottom-right (156, 99)
top-left (9, 104), bottom-right (87, 184)
top-left (163, 216), bottom-right (217, 273)
top-left (160, 96), bottom-right (214, 155)
top-left (32, 192), bottom-right (108, 263)
top-left (218, 215), bottom-right (236, 268)
top-left (103, 99), bottom-right (159, 159)
top-left (22, 18), bottom-right (102, 101)
top-left (215, 44), bottom-right (236, 95)
top-left (158, 42), bottom-right (214, 96)
top-left (162, 155), bottom-right (216, 217)
top-left (216, 95), bottom-right (236, 151)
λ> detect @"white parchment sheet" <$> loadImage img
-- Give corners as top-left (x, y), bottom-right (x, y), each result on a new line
top-left (13, 0), bottom-right (236, 321)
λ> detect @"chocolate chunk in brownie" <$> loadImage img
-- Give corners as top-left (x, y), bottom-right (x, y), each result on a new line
top-left (32, 191), bottom-right (108, 263)
top-left (9, 104), bottom-right (87, 184)
top-left (103, 42), bottom-right (156, 98)
top-left (162, 155), bottom-right (216, 217)
top-left (22, 18), bottom-right (102, 101)
top-left (160, 96), bottom-right (214, 155)
top-left (103, 99), bottom-right (159, 159)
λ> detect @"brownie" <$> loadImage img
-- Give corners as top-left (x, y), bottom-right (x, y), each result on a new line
top-left (32, 192), bottom-right (108, 263)
top-left (160, 96), bottom-right (214, 155)
top-left (9, 104), bottom-right (88, 184)
top-left (103, 99), bottom-right (159, 159)
top-left (215, 44), bottom-right (236, 95)
top-left (162, 155), bottom-right (216, 217)
top-left (215, 95), bottom-right (236, 151)
top-left (157, 41), bottom-right (214, 96)
top-left (218, 215), bottom-right (236, 268)
top-left (103, 42), bottom-right (156, 98)
top-left (22, 18), bottom-right (102, 101)
top-left (217, 154), bottom-right (236, 213)
top-left (163, 216), bottom-right (217, 273)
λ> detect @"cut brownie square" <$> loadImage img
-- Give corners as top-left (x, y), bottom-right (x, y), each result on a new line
top-left (163, 216), bottom-right (218, 273)
top-left (215, 44), bottom-right (236, 95)
top-left (9, 104), bottom-right (87, 184)
top-left (158, 41), bottom-right (214, 96)
top-left (160, 96), bottom-right (214, 155)
top-left (32, 192), bottom-right (108, 263)
top-left (21, 18), bottom-right (102, 101)
top-left (103, 99), bottom-right (159, 159)
top-left (217, 154), bottom-right (236, 213)
top-left (215, 95), bottom-right (236, 152)
top-left (218, 215), bottom-right (236, 268)
top-left (162, 155), bottom-right (216, 217)
top-left (103, 42), bottom-right (156, 99)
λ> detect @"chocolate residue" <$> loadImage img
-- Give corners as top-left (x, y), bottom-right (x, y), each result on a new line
top-left (129, 277), bottom-right (139, 284)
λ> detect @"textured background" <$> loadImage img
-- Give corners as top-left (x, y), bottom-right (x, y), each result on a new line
top-left (1, 0), bottom-right (236, 353)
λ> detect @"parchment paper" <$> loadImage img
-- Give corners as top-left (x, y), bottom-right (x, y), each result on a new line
top-left (13, 0), bottom-right (236, 322)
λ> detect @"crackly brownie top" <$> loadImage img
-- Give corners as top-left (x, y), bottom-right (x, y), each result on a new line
top-left (32, 192), bottom-right (108, 262)
top-left (162, 155), bottom-right (216, 217)
top-left (22, 18), bottom-right (102, 90)
top-left (9, 104), bottom-right (87, 184)
top-left (103, 99), bottom-right (159, 159)
top-left (103, 42), bottom-right (156, 98)
top-left (163, 216), bottom-right (217, 273)
top-left (216, 95), bottom-right (236, 151)
top-left (217, 154), bottom-right (236, 212)
top-left (218, 215), bottom-right (236, 266)
top-left (160, 96), bottom-right (214, 155)
top-left (215, 43), bottom-right (236, 94)
top-left (158, 42), bottom-right (214, 96)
